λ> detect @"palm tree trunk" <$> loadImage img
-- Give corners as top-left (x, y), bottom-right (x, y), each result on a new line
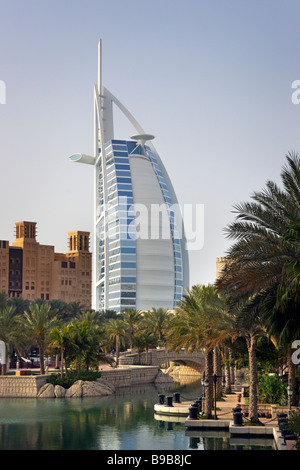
top-left (60, 347), bottom-right (64, 379)
top-left (224, 346), bottom-right (231, 394)
top-left (287, 344), bottom-right (297, 406)
top-left (230, 353), bottom-right (235, 385)
top-left (213, 348), bottom-right (222, 399)
top-left (204, 349), bottom-right (214, 417)
top-left (1, 342), bottom-right (9, 375)
top-left (247, 334), bottom-right (258, 422)
top-left (39, 347), bottom-right (45, 375)
top-left (116, 335), bottom-right (120, 367)
top-left (65, 358), bottom-right (68, 376)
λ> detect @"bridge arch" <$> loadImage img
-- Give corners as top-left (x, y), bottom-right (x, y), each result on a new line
top-left (118, 348), bottom-right (205, 376)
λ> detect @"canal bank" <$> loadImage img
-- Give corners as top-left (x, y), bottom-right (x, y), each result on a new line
top-left (0, 366), bottom-right (161, 398)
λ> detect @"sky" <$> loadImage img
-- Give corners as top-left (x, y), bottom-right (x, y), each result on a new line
top-left (1, 0), bottom-right (300, 290)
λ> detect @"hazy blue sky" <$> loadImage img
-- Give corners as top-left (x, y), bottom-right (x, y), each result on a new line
top-left (1, 0), bottom-right (300, 289)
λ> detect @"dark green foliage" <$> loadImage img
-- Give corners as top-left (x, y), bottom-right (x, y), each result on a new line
top-left (288, 410), bottom-right (300, 449)
top-left (47, 370), bottom-right (102, 389)
top-left (257, 374), bottom-right (287, 405)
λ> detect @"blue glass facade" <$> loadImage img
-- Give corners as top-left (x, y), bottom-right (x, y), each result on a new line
top-left (95, 139), bottom-right (184, 312)
top-left (96, 140), bottom-right (137, 312)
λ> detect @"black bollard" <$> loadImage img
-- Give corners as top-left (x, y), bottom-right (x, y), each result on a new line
top-left (232, 407), bottom-right (243, 426)
top-left (158, 394), bottom-right (165, 405)
top-left (166, 396), bottom-right (173, 407)
top-left (173, 392), bottom-right (181, 403)
top-left (278, 418), bottom-right (288, 430)
top-left (284, 434), bottom-right (297, 442)
top-left (277, 413), bottom-right (287, 419)
top-left (194, 399), bottom-right (202, 412)
top-left (189, 406), bottom-right (198, 420)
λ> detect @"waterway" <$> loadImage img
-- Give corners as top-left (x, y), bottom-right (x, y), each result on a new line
top-left (0, 378), bottom-right (275, 450)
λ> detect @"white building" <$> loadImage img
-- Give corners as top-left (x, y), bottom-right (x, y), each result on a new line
top-left (70, 41), bottom-right (189, 312)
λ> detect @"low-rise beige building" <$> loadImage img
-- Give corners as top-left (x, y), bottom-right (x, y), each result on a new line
top-left (0, 221), bottom-right (92, 308)
top-left (216, 256), bottom-right (227, 280)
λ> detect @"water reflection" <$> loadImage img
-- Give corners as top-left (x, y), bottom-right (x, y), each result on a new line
top-left (0, 379), bottom-right (274, 450)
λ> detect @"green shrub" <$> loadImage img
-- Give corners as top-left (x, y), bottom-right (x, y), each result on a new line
top-left (288, 410), bottom-right (300, 450)
top-left (258, 374), bottom-right (287, 405)
top-left (47, 370), bottom-right (102, 389)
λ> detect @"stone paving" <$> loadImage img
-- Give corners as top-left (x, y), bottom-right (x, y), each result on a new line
top-left (155, 386), bottom-right (297, 450)
top-left (202, 387), bottom-right (297, 450)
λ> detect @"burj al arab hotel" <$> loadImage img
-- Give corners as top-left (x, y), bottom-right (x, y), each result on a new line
top-left (70, 41), bottom-right (189, 312)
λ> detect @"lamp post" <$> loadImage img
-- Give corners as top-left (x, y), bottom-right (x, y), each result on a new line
top-left (201, 371), bottom-right (206, 398)
top-left (213, 374), bottom-right (223, 420)
top-left (203, 379), bottom-right (209, 417)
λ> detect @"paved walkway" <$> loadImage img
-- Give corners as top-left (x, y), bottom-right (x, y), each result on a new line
top-left (215, 387), bottom-right (297, 450)
top-left (215, 388), bottom-right (277, 427)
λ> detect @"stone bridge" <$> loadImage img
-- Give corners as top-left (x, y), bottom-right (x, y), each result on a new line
top-left (118, 348), bottom-right (205, 376)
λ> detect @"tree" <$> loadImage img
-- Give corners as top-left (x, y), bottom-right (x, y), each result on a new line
top-left (21, 303), bottom-right (58, 374)
top-left (120, 309), bottom-right (142, 349)
top-left (167, 285), bottom-right (221, 417)
top-left (105, 318), bottom-right (127, 366)
top-left (0, 292), bottom-right (8, 310)
top-left (132, 332), bottom-right (157, 364)
top-left (0, 305), bottom-right (18, 373)
top-left (217, 152), bottom-right (300, 409)
top-left (141, 308), bottom-right (169, 345)
top-left (50, 325), bottom-right (72, 378)
top-left (8, 297), bottom-right (30, 316)
top-left (217, 153), bottom-right (300, 297)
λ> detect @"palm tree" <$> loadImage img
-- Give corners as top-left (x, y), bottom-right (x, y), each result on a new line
top-left (120, 309), bottom-right (142, 349)
top-left (0, 305), bottom-right (18, 373)
top-left (141, 308), bottom-right (169, 345)
top-left (217, 153), bottom-right (300, 298)
top-left (217, 152), bottom-right (300, 409)
top-left (167, 285), bottom-right (221, 417)
top-left (66, 319), bottom-right (98, 373)
top-left (0, 292), bottom-right (8, 310)
top-left (8, 297), bottom-right (30, 316)
top-left (105, 318), bottom-right (127, 366)
top-left (50, 325), bottom-right (72, 378)
top-left (21, 303), bottom-right (58, 374)
top-left (235, 296), bottom-right (268, 421)
top-left (276, 219), bottom-right (300, 311)
top-left (132, 332), bottom-right (157, 364)
top-left (75, 309), bottom-right (103, 326)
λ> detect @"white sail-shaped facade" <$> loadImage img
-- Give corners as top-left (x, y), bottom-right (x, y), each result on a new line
top-left (70, 41), bottom-right (189, 312)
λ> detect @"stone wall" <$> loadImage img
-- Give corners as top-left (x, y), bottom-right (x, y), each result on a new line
top-left (100, 366), bottom-right (159, 388)
top-left (175, 363), bottom-right (203, 376)
top-left (0, 375), bottom-right (47, 397)
top-left (0, 366), bottom-right (159, 397)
